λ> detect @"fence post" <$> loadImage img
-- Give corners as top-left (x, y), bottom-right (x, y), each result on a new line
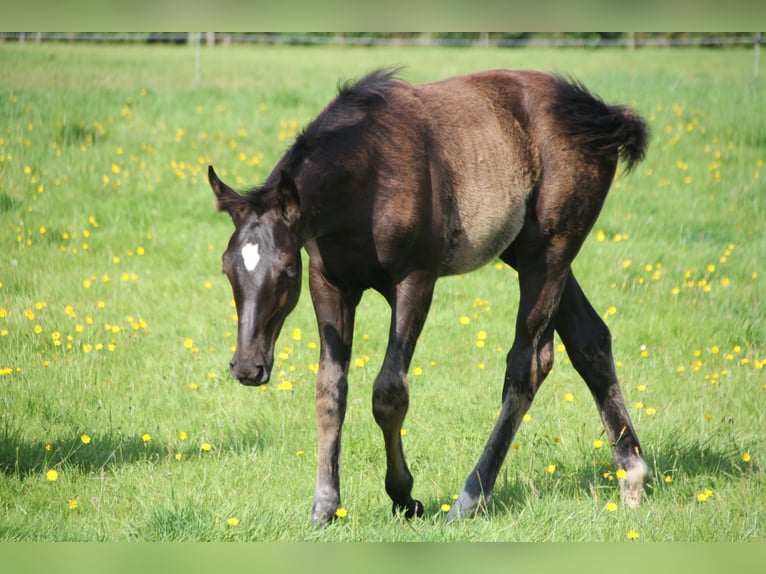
top-left (195, 32), bottom-right (202, 88)
top-left (627, 32), bottom-right (635, 51)
top-left (755, 32), bottom-right (762, 79)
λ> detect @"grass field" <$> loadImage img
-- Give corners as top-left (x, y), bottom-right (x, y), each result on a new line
top-left (0, 42), bottom-right (763, 541)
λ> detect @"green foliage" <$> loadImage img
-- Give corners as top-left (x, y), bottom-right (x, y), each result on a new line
top-left (0, 43), bottom-right (763, 541)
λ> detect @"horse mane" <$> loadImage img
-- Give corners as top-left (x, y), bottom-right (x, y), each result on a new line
top-left (242, 68), bottom-right (403, 212)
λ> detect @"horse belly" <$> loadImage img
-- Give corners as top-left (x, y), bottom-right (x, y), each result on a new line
top-left (439, 147), bottom-right (532, 276)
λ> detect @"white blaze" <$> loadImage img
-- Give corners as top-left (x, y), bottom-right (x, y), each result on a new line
top-left (241, 242), bottom-right (261, 272)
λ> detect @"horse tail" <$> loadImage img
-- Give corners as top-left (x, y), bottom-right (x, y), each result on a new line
top-left (551, 75), bottom-right (650, 173)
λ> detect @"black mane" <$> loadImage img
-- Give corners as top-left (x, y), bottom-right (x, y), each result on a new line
top-left (245, 68), bottom-right (403, 211)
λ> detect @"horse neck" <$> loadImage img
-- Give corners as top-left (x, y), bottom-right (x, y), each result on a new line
top-left (294, 165), bottom-right (354, 244)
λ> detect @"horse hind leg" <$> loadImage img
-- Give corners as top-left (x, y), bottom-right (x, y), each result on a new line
top-left (448, 232), bottom-right (567, 520)
top-left (555, 272), bottom-right (649, 506)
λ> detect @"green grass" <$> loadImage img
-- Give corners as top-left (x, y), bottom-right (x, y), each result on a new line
top-left (0, 43), bottom-right (763, 541)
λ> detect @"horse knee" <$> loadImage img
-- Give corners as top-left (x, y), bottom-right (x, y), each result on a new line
top-left (372, 373), bottom-right (409, 428)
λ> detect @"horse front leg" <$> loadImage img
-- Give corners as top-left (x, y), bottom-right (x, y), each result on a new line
top-left (373, 272), bottom-right (435, 519)
top-left (308, 265), bottom-right (360, 525)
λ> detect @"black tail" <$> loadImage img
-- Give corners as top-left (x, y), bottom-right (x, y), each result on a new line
top-left (551, 75), bottom-right (649, 173)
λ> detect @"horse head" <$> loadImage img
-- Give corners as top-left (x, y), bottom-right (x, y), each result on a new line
top-left (208, 165), bottom-right (302, 386)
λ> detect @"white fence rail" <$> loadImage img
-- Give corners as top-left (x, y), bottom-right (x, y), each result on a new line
top-left (2, 32), bottom-right (763, 50)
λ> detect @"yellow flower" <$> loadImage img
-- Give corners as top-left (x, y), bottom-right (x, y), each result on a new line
top-left (226, 517), bottom-right (239, 526)
top-left (742, 452), bottom-right (751, 462)
top-left (592, 440), bottom-right (604, 449)
top-left (175, 453), bottom-right (183, 461)
top-left (605, 502), bottom-right (618, 512)
top-left (184, 338), bottom-right (193, 349)
top-left (46, 469), bottom-right (59, 481)
top-left (201, 442), bottom-right (212, 452)
top-left (141, 433), bottom-right (152, 443)
top-left (564, 393), bottom-right (574, 402)
top-left (291, 328), bottom-right (302, 341)
top-left (440, 504), bottom-right (451, 512)
top-left (81, 434), bottom-right (91, 444)
top-left (179, 431), bottom-right (188, 441)
top-left (459, 316), bottom-right (470, 325)
top-left (664, 475), bottom-right (673, 483)
top-left (68, 499), bottom-right (78, 510)
top-left (626, 530), bottom-right (639, 540)
top-left (615, 469), bottom-right (627, 480)
top-left (335, 507), bottom-right (348, 518)
top-left (546, 464), bottom-right (556, 474)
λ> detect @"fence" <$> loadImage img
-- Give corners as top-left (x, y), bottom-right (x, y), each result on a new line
top-left (3, 32), bottom-right (761, 78)
top-left (2, 31), bottom-right (763, 49)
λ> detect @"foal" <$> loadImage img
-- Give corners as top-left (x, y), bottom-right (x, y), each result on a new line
top-left (209, 69), bottom-right (650, 524)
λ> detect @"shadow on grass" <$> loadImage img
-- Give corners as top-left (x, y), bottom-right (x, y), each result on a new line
top-left (0, 423), bottom-right (269, 479)
top-left (462, 433), bottom-right (759, 519)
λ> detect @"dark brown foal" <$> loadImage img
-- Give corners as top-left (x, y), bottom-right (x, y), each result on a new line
top-left (210, 68), bottom-right (650, 525)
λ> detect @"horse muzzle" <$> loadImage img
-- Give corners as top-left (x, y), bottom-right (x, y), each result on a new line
top-left (230, 357), bottom-right (272, 386)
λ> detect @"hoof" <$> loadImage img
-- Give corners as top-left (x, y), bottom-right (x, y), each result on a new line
top-left (392, 499), bottom-right (424, 519)
top-left (619, 458), bottom-right (650, 508)
top-left (446, 487), bottom-right (488, 522)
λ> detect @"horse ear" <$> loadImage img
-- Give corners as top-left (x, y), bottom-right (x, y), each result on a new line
top-left (277, 170), bottom-right (301, 226)
top-left (209, 165), bottom-right (249, 226)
